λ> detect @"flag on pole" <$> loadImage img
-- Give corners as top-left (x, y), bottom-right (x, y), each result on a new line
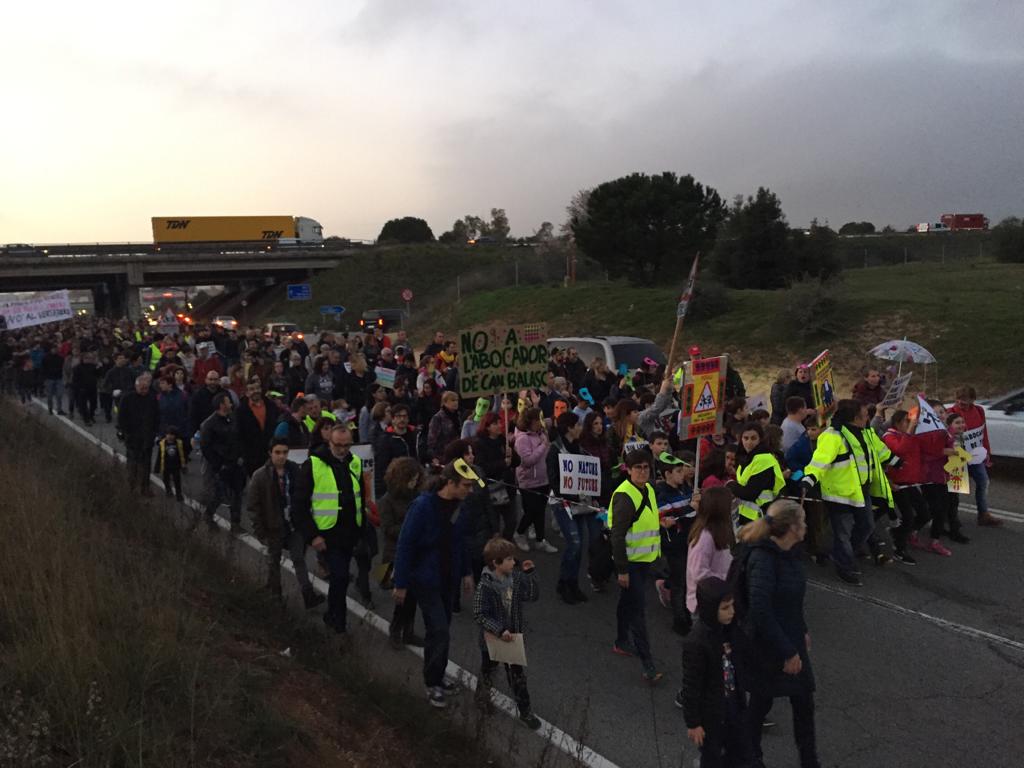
top-left (676, 253), bottom-right (700, 319)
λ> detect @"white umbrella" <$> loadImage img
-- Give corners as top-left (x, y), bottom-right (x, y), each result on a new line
top-left (869, 339), bottom-right (937, 364)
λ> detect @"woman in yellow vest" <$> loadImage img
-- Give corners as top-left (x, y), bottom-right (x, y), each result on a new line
top-left (609, 450), bottom-right (665, 683)
top-left (728, 422), bottom-right (786, 526)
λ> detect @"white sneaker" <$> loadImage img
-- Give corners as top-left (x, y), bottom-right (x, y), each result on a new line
top-left (527, 529), bottom-right (537, 541)
top-left (513, 533), bottom-right (531, 552)
top-left (535, 539), bottom-right (558, 554)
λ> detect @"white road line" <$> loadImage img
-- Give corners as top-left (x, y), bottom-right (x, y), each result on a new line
top-left (30, 400), bottom-right (623, 768)
top-left (809, 579), bottom-right (1024, 654)
top-left (958, 501), bottom-right (1024, 523)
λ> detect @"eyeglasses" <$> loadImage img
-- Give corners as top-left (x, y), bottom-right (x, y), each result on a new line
top-left (329, 441), bottom-right (350, 450)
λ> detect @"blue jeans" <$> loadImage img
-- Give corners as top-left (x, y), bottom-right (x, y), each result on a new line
top-left (410, 585), bottom-right (452, 687)
top-left (553, 506), bottom-right (602, 583)
top-left (967, 463), bottom-right (990, 515)
top-left (323, 545), bottom-right (353, 632)
top-left (615, 561), bottom-right (653, 665)
top-left (44, 378), bottom-right (64, 412)
top-left (827, 501), bottom-right (873, 573)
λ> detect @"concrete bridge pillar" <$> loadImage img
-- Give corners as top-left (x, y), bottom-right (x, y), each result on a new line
top-left (124, 263), bottom-right (145, 321)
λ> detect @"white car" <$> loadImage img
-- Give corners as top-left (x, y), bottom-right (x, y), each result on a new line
top-left (979, 389), bottom-right (1024, 459)
top-left (263, 322), bottom-right (304, 341)
top-left (212, 315), bottom-right (237, 330)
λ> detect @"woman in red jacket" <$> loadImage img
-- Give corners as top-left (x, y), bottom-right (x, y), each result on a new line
top-left (883, 410), bottom-right (931, 564)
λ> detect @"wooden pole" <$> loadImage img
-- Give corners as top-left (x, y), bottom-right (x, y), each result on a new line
top-left (665, 315), bottom-right (685, 378)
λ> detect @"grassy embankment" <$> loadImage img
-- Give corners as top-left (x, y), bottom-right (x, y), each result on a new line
top-left (415, 260), bottom-right (1023, 399)
top-left (0, 404), bottom-right (501, 768)
top-left (256, 237), bottom-right (1019, 399)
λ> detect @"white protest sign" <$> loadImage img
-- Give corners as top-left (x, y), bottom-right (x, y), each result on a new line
top-left (745, 393), bottom-right (768, 413)
top-left (351, 443), bottom-right (376, 503)
top-left (0, 290), bottom-right (73, 330)
top-left (558, 453), bottom-right (602, 497)
top-left (914, 395), bottom-right (945, 434)
top-left (880, 372), bottom-right (913, 408)
top-left (374, 366), bottom-right (396, 389)
top-left (961, 426), bottom-right (987, 463)
top-left (621, 439), bottom-right (650, 457)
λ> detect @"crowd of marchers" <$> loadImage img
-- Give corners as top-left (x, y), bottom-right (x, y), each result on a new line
top-left (1, 317), bottom-right (1001, 768)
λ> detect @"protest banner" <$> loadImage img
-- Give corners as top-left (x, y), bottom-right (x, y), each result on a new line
top-left (679, 355), bottom-right (727, 439)
top-left (810, 350), bottom-right (836, 414)
top-left (0, 290), bottom-right (73, 330)
top-left (880, 371), bottom-right (913, 409)
top-left (458, 323), bottom-right (549, 398)
top-left (558, 453), bottom-right (602, 497)
top-left (374, 366), bottom-right (396, 390)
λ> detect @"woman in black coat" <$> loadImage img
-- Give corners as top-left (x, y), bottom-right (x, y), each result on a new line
top-left (736, 499), bottom-right (821, 768)
top-left (782, 365), bottom-right (814, 411)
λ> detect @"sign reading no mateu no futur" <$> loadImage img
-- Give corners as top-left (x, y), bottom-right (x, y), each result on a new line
top-left (458, 323), bottom-right (549, 398)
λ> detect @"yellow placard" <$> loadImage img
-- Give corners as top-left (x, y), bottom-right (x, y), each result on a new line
top-left (810, 349), bottom-right (836, 413)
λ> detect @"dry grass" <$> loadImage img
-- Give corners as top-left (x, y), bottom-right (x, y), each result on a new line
top-left (0, 403), bottom-right (505, 768)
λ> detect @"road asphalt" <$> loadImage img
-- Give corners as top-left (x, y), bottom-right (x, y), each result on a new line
top-left (32, 405), bottom-right (1024, 768)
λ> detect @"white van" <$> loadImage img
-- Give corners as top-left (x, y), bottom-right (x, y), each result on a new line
top-left (547, 336), bottom-right (666, 373)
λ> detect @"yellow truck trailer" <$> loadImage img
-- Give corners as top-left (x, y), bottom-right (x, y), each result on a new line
top-left (151, 216), bottom-right (317, 244)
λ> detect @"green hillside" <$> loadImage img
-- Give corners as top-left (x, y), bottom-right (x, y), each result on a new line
top-left (407, 260), bottom-right (1023, 399)
top-left (257, 243), bottom-right (1022, 399)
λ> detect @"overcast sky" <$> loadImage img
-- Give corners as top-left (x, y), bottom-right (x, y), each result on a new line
top-left (1, 0), bottom-right (1021, 243)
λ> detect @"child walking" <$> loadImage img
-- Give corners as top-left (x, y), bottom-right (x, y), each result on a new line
top-left (155, 426), bottom-right (185, 501)
top-left (681, 576), bottom-right (750, 768)
top-left (472, 537), bottom-right (541, 729)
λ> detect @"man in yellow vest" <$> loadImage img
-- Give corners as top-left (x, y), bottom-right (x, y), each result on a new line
top-left (292, 423), bottom-right (371, 635)
top-left (802, 399), bottom-right (900, 587)
top-left (609, 449), bottom-right (665, 683)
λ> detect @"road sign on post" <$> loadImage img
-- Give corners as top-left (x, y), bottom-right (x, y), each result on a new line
top-left (319, 305), bottom-right (345, 316)
top-left (287, 283), bottom-right (311, 301)
top-left (401, 288), bottom-right (413, 302)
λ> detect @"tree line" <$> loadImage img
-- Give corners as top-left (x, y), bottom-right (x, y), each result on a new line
top-left (376, 173), bottom-right (1022, 286)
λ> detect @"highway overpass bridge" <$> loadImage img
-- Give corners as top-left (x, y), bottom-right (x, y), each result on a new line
top-left (0, 249), bottom-right (347, 319)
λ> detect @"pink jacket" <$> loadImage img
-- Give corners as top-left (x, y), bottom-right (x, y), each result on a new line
top-left (513, 428), bottom-right (549, 489)
top-left (686, 529), bottom-right (733, 614)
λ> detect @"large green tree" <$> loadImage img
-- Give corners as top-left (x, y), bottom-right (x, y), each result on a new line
top-left (570, 172), bottom-right (725, 284)
top-left (711, 188), bottom-right (839, 289)
top-left (377, 216), bottom-right (434, 243)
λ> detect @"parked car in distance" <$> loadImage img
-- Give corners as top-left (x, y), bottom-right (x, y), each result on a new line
top-left (212, 315), bottom-right (237, 330)
top-left (547, 335), bottom-right (666, 374)
top-left (263, 322), bottom-right (304, 341)
top-left (977, 388), bottom-right (1024, 459)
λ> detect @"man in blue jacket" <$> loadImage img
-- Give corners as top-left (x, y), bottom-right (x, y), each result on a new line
top-left (392, 459), bottom-right (481, 709)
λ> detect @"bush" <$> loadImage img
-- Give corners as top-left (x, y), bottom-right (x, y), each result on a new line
top-left (688, 277), bottom-right (731, 321)
top-left (781, 276), bottom-right (844, 341)
top-left (992, 217), bottom-right (1024, 263)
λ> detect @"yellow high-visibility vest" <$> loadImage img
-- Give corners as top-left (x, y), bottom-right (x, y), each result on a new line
top-left (310, 453), bottom-right (363, 531)
top-left (609, 479), bottom-right (661, 563)
top-left (735, 453), bottom-right (785, 521)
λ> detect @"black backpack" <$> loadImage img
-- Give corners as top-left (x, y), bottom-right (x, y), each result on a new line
top-left (726, 542), bottom-right (755, 628)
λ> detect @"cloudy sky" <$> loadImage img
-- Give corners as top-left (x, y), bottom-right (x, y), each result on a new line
top-left (1, 0), bottom-right (1021, 243)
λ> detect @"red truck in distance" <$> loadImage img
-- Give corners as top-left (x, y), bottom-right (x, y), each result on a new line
top-left (940, 213), bottom-right (988, 231)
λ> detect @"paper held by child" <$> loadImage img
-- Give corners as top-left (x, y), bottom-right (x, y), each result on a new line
top-left (485, 632), bottom-right (528, 666)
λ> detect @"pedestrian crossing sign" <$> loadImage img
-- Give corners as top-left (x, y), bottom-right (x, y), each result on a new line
top-left (694, 382), bottom-right (716, 413)
top-left (679, 355), bottom-right (727, 438)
